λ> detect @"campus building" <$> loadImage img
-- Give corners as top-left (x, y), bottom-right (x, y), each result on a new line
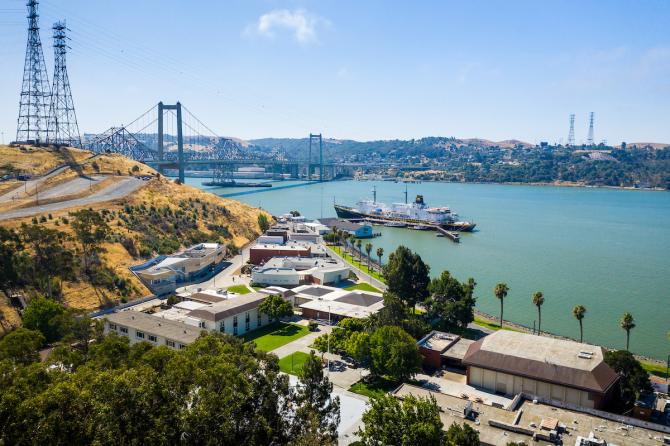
top-left (251, 257), bottom-right (350, 287)
top-left (462, 330), bottom-right (620, 410)
top-left (184, 292), bottom-right (271, 336)
top-left (290, 284), bottom-right (384, 321)
top-left (104, 311), bottom-right (205, 349)
top-left (417, 331), bottom-right (475, 370)
top-left (249, 243), bottom-right (311, 265)
top-left (132, 243), bottom-right (226, 295)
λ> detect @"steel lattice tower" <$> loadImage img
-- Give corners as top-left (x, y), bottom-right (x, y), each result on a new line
top-left (16, 0), bottom-right (51, 144)
top-left (47, 21), bottom-right (81, 147)
top-left (587, 112), bottom-right (594, 146)
top-left (567, 114), bottom-right (575, 146)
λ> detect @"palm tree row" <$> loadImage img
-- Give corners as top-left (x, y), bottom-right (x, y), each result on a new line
top-left (493, 284), bottom-right (639, 351)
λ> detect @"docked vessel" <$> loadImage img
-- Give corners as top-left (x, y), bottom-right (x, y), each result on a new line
top-left (334, 190), bottom-right (476, 232)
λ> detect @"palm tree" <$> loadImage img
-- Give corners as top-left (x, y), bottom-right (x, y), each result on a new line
top-left (347, 235), bottom-right (355, 259)
top-left (572, 305), bottom-right (586, 342)
top-left (620, 312), bottom-right (636, 351)
top-left (494, 283), bottom-right (509, 328)
top-left (532, 291), bottom-right (544, 334)
top-left (356, 239), bottom-right (362, 263)
top-left (365, 243), bottom-right (373, 271)
top-left (376, 247), bottom-right (384, 268)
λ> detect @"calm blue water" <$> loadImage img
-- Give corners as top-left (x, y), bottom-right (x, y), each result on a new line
top-left (189, 178), bottom-right (670, 360)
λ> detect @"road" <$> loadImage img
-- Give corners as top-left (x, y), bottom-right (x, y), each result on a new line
top-left (0, 164), bottom-right (72, 203)
top-left (0, 177), bottom-right (145, 221)
top-left (38, 175), bottom-right (107, 199)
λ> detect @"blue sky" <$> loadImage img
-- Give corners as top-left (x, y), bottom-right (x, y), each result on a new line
top-left (1, 0), bottom-right (669, 144)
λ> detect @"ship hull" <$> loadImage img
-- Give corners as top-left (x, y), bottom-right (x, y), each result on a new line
top-left (334, 204), bottom-right (476, 232)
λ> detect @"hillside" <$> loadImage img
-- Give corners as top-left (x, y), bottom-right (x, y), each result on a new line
top-left (0, 145), bottom-right (270, 333)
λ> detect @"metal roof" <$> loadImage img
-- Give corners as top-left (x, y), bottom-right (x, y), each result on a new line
top-left (105, 311), bottom-right (204, 345)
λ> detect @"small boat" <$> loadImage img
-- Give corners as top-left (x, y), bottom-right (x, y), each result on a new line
top-left (384, 221), bottom-right (407, 228)
top-left (436, 233), bottom-right (445, 237)
top-left (411, 225), bottom-right (431, 230)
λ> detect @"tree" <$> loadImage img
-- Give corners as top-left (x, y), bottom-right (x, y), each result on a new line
top-left (494, 283), bottom-right (509, 328)
top-left (0, 327), bottom-right (44, 364)
top-left (532, 291), bottom-right (544, 334)
top-left (22, 296), bottom-right (66, 343)
top-left (357, 393), bottom-right (444, 446)
top-left (445, 422), bottom-right (480, 446)
top-left (369, 326), bottom-right (422, 382)
top-left (70, 209), bottom-right (110, 274)
top-left (572, 304), bottom-right (586, 342)
top-left (365, 243), bottom-right (373, 271)
top-left (425, 271), bottom-right (476, 329)
top-left (376, 247), bottom-right (384, 267)
top-left (344, 331), bottom-right (371, 365)
top-left (620, 312), bottom-right (635, 351)
top-left (258, 213), bottom-right (270, 232)
top-left (356, 239), bottom-right (362, 262)
top-left (604, 350), bottom-right (652, 410)
top-left (0, 227), bottom-right (22, 296)
top-left (383, 246), bottom-right (430, 313)
top-left (289, 210), bottom-right (301, 217)
top-left (290, 351), bottom-right (340, 443)
top-left (258, 294), bottom-right (293, 323)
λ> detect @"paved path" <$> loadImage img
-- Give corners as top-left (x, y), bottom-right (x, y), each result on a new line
top-left (324, 245), bottom-right (387, 292)
top-left (0, 177), bottom-right (145, 220)
top-left (0, 164), bottom-right (71, 203)
top-left (269, 325), bottom-right (332, 359)
top-left (38, 175), bottom-right (106, 199)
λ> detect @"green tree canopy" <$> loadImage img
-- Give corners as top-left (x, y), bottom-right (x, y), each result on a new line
top-left (444, 422), bottom-right (480, 446)
top-left (258, 213), bottom-right (271, 232)
top-left (22, 296), bottom-right (66, 343)
top-left (258, 294), bottom-right (293, 322)
top-left (426, 271), bottom-right (477, 329)
top-left (383, 246), bottom-right (430, 312)
top-left (357, 393), bottom-right (444, 446)
top-left (0, 327), bottom-right (44, 364)
top-left (604, 349), bottom-right (652, 411)
top-left (369, 325), bottom-right (422, 382)
top-left (70, 209), bottom-right (110, 274)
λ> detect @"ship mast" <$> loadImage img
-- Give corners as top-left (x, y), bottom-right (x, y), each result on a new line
top-left (404, 183), bottom-right (408, 204)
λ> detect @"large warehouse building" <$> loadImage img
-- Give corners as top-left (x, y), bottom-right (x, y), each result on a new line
top-left (462, 331), bottom-right (619, 410)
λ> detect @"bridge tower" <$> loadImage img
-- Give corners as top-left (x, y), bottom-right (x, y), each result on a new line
top-left (308, 133), bottom-right (323, 181)
top-left (157, 101), bottom-right (185, 182)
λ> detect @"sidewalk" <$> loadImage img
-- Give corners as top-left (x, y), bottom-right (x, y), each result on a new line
top-left (324, 244), bottom-right (387, 292)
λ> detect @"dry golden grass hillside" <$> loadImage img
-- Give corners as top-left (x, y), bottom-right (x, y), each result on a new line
top-left (0, 146), bottom-right (270, 323)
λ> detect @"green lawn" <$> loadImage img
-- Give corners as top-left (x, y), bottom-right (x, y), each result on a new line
top-left (344, 282), bottom-right (381, 293)
top-left (242, 322), bottom-right (310, 352)
top-left (349, 376), bottom-right (399, 398)
top-left (473, 316), bottom-right (520, 332)
top-left (641, 360), bottom-right (669, 379)
top-left (278, 351), bottom-right (311, 376)
top-left (331, 246), bottom-right (386, 283)
top-left (227, 284), bottom-right (251, 295)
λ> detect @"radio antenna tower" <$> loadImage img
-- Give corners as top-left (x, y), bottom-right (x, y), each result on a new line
top-left (16, 0), bottom-right (51, 144)
top-left (587, 112), bottom-right (594, 146)
top-left (567, 114), bottom-right (575, 146)
top-left (47, 21), bottom-right (81, 147)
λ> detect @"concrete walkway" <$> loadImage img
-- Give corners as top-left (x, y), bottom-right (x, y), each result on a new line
top-left (324, 244), bottom-right (387, 292)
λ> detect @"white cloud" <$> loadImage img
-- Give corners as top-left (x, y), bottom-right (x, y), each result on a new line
top-left (246, 9), bottom-right (326, 44)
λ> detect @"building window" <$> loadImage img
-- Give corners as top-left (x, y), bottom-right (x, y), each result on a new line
top-left (119, 326), bottom-right (128, 334)
top-left (233, 316), bottom-right (238, 327)
top-left (219, 321), bottom-right (225, 332)
top-left (178, 344), bottom-right (185, 349)
top-left (199, 321), bottom-right (206, 329)
top-left (109, 323), bottom-right (117, 330)
top-left (148, 335), bottom-right (157, 343)
top-left (166, 340), bottom-right (175, 348)
top-left (257, 312), bottom-right (262, 327)
top-left (245, 312), bottom-right (250, 331)
top-left (136, 331), bottom-right (145, 339)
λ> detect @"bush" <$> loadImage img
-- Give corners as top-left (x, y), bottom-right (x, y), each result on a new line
top-left (308, 320), bottom-right (318, 332)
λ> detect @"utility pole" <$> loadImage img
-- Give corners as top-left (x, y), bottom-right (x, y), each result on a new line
top-left (46, 20), bottom-right (81, 147)
top-left (587, 112), bottom-right (595, 146)
top-left (16, 0), bottom-right (51, 144)
top-left (567, 114), bottom-right (575, 147)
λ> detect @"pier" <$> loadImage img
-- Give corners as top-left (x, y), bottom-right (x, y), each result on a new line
top-left (349, 217), bottom-right (460, 243)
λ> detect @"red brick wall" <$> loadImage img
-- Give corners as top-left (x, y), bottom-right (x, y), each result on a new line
top-left (249, 247), bottom-right (311, 264)
top-left (420, 347), bottom-right (443, 369)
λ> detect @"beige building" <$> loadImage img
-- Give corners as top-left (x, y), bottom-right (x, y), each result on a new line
top-left (462, 331), bottom-right (619, 410)
top-left (185, 292), bottom-right (270, 336)
top-left (104, 311), bottom-right (205, 349)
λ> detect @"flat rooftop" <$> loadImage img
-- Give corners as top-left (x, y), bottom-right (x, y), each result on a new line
top-left (105, 311), bottom-right (204, 345)
top-left (393, 384), bottom-right (669, 446)
top-left (187, 292), bottom-right (267, 322)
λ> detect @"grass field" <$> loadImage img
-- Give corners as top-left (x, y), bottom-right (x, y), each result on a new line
top-left (472, 316), bottom-right (520, 332)
top-left (331, 246), bottom-right (386, 283)
top-left (278, 351), bottom-right (311, 376)
top-left (641, 360), bottom-right (669, 379)
top-left (344, 282), bottom-right (381, 293)
top-left (349, 376), bottom-right (399, 398)
top-left (227, 284), bottom-right (251, 295)
top-left (242, 322), bottom-right (310, 352)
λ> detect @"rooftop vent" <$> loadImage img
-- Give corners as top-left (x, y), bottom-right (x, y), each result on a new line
top-left (578, 352), bottom-right (594, 360)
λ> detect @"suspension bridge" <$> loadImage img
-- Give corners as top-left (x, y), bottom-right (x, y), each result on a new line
top-left (85, 101), bottom-right (337, 184)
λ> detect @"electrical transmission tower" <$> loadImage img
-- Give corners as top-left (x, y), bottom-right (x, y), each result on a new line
top-left (16, 0), bottom-right (51, 144)
top-left (567, 114), bottom-right (575, 147)
top-left (47, 21), bottom-right (81, 147)
top-left (587, 112), bottom-right (594, 146)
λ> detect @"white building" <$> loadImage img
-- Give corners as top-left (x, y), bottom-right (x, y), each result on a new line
top-left (290, 284), bottom-right (384, 322)
top-left (104, 311), bottom-right (205, 349)
top-left (251, 257), bottom-right (350, 287)
top-left (185, 292), bottom-right (271, 336)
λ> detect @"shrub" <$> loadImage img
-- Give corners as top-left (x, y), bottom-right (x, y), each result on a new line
top-left (308, 320), bottom-right (318, 332)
